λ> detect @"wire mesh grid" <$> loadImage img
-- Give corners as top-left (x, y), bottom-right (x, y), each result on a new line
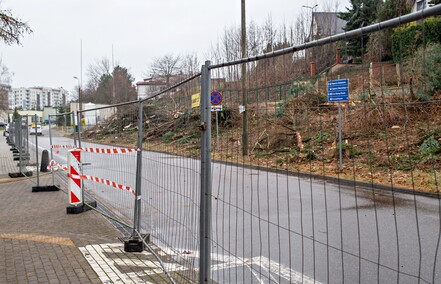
top-left (25, 115), bottom-right (39, 182)
top-left (48, 113), bottom-right (76, 180)
top-left (78, 104), bottom-right (140, 225)
top-left (35, 7), bottom-right (441, 283)
top-left (139, 75), bottom-right (202, 282)
top-left (207, 15), bottom-right (441, 283)
top-left (10, 115), bottom-right (36, 180)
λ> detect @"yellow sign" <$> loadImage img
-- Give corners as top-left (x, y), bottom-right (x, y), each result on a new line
top-left (191, 93), bottom-right (200, 108)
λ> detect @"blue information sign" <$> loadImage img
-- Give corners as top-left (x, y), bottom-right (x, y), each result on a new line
top-left (327, 79), bottom-right (349, 102)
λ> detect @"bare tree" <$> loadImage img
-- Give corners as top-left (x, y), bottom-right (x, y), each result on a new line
top-left (148, 54), bottom-right (181, 86)
top-left (181, 53), bottom-right (200, 76)
top-left (0, 58), bottom-right (12, 112)
top-left (263, 16), bottom-right (277, 52)
top-left (86, 57), bottom-right (112, 91)
top-left (247, 20), bottom-right (263, 56)
top-left (0, 6), bottom-right (32, 45)
top-left (0, 58), bottom-right (12, 85)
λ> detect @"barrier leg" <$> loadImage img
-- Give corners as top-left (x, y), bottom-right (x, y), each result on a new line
top-left (32, 149), bottom-right (60, 192)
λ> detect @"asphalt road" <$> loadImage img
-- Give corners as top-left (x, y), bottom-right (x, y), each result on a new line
top-left (33, 126), bottom-right (441, 284)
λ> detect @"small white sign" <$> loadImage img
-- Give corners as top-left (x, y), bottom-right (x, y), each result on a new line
top-left (239, 105), bottom-right (246, 113)
top-left (211, 105), bottom-right (223, 112)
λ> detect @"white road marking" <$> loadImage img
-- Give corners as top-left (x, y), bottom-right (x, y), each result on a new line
top-left (79, 243), bottom-right (187, 283)
top-left (158, 247), bottom-right (321, 284)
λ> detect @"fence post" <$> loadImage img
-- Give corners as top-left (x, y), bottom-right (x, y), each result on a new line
top-left (135, 101), bottom-right (144, 235)
top-left (200, 60), bottom-right (212, 283)
top-left (15, 118), bottom-right (20, 152)
top-left (124, 100), bottom-right (148, 253)
top-left (18, 116), bottom-right (23, 174)
top-left (77, 111), bottom-right (82, 149)
top-left (72, 112), bottom-right (77, 147)
top-left (48, 115), bottom-right (55, 185)
top-left (34, 114), bottom-right (40, 186)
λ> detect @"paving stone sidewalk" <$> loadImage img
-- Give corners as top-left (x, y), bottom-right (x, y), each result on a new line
top-left (0, 134), bottom-right (173, 283)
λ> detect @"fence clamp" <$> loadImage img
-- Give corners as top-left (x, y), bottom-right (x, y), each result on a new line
top-left (199, 122), bottom-right (207, 131)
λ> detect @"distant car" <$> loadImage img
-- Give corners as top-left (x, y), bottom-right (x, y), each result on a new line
top-left (30, 124), bottom-right (43, 136)
top-left (0, 121), bottom-right (6, 127)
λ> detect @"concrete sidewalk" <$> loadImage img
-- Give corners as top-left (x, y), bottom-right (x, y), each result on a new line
top-left (0, 134), bottom-right (174, 283)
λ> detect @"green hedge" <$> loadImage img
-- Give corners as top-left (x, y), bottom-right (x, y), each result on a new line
top-left (392, 17), bottom-right (441, 62)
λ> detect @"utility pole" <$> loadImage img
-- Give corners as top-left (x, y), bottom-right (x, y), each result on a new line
top-left (80, 40), bottom-right (83, 111)
top-left (241, 0), bottom-right (248, 156)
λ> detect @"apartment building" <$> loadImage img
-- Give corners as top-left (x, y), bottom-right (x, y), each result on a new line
top-left (9, 87), bottom-right (68, 110)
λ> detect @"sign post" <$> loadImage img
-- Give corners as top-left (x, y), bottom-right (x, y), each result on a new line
top-left (328, 79), bottom-right (349, 172)
top-left (210, 91), bottom-right (223, 150)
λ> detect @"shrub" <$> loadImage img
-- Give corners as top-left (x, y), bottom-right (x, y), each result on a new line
top-left (392, 17), bottom-right (441, 62)
top-left (162, 131), bottom-right (176, 143)
top-left (177, 132), bottom-right (198, 145)
top-left (337, 143), bottom-right (362, 159)
top-left (313, 132), bottom-right (331, 144)
top-left (405, 43), bottom-right (441, 99)
top-left (276, 81), bottom-right (322, 118)
top-left (420, 135), bottom-right (441, 156)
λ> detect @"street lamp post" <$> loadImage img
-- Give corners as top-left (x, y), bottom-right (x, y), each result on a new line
top-left (73, 76), bottom-right (82, 143)
top-left (302, 4), bottom-right (318, 75)
top-left (302, 4), bottom-right (318, 41)
top-left (73, 76), bottom-right (81, 111)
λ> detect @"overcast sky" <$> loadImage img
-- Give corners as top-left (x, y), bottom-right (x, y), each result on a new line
top-left (1, 0), bottom-right (349, 94)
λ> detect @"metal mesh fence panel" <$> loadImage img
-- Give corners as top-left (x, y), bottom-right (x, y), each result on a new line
top-left (12, 115), bottom-right (33, 177)
top-left (140, 75), bottom-right (202, 282)
top-left (25, 115), bottom-right (38, 181)
top-left (20, 116), bottom-right (30, 170)
top-left (48, 112), bottom-right (76, 184)
top-left (34, 7), bottom-right (441, 283)
top-left (7, 119), bottom-right (15, 145)
top-left (5, 115), bottom-right (44, 181)
top-left (78, 103), bottom-right (139, 226)
top-left (206, 11), bottom-right (441, 283)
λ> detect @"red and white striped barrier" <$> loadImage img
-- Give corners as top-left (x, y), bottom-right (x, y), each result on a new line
top-left (76, 147), bottom-right (140, 154)
top-left (83, 175), bottom-right (135, 195)
top-left (55, 147), bottom-right (138, 204)
top-left (68, 149), bottom-right (83, 205)
top-left (51, 145), bottom-right (76, 149)
top-left (47, 160), bottom-right (68, 172)
top-left (67, 173), bottom-right (136, 195)
top-left (51, 144), bottom-right (77, 155)
top-left (52, 145), bottom-right (140, 154)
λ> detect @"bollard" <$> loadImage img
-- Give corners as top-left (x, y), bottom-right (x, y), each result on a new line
top-left (40, 150), bottom-right (50, 172)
